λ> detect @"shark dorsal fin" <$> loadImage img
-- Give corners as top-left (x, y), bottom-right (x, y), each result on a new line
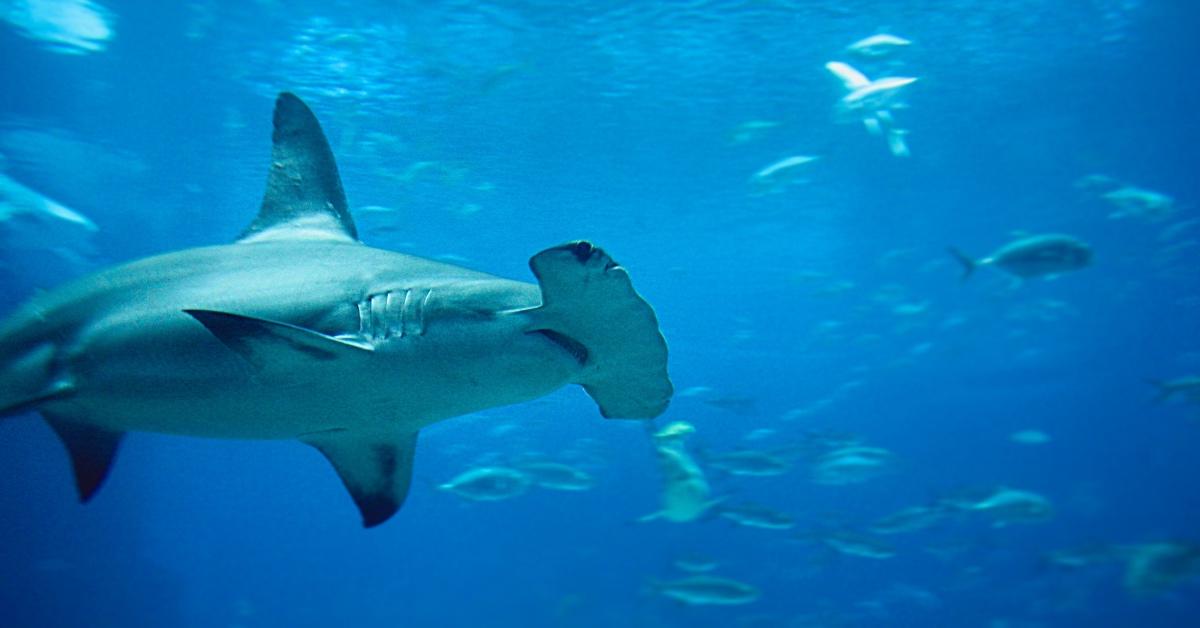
top-left (238, 92), bottom-right (358, 244)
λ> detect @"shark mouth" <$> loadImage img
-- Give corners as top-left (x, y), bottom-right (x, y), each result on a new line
top-left (531, 329), bottom-right (589, 366)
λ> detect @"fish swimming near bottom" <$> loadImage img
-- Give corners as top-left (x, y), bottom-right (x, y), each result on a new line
top-left (0, 93), bottom-right (672, 527)
top-left (948, 233), bottom-right (1092, 282)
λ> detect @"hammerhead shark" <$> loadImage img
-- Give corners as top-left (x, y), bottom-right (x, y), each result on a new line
top-left (0, 93), bottom-right (672, 527)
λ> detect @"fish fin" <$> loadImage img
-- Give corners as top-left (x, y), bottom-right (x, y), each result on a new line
top-left (824, 61), bottom-right (871, 90)
top-left (947, 247), bottom-right (976, 281)
top-left (862, 116), bottom-right (883, 135)
top-left (886, 128), bottom-right (911, 157)
top-left (636, 511), bottom-right (663, 523)
top-left (184, 309), bottom-right (372, 370)
top-left (700, 496), bottom-right (729, 519)
top-left (303, 430), bottom-right (419, 528)
top-left (42, 414), bottom-right (124, 502)
top-left (639, 577), bottom-right (661, 596)
top-left (1146, 380), bottom-right (1172, 403)
top-left (238, 93), bottom-right (358, 244)
top-left (526, 241), bottom-right (672, 419)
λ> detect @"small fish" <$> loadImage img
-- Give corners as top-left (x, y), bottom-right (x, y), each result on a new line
top-left (650, 575), bottom-right (761, 606)
top-left (891, 301), bottom-right (929, 316)
top-left (1102, 186), bottom-right (1176, 221)
top-left (948, 486), bottom-right (1053, 526)
top-left (513, 461), bottom-right (595, 491)
top-left (2, 0), bottom-right (114, 55)
top-left (1117, 542), bottom-right (1200, 595)
top-left (819, 531), bottom-right (896, 559)
top-left (824, 62), bottom-right (917, 157)
top-left (0, 172), bottom-right (97, 231)
top-left (869, 504), bottom-right (947, 535)
top-left (1074, 173), bottom-right (1119, 190)
top-left (811, 445), bottom-right (895, 485)
top-left (676, 385), bottom-right (714, 398)
top-left (847, 34), bottom-right (913, 57)
top-left (652, 420), bottom-right (696, 442)
top-left (948, 234), bottom-right (1092, 282)
top-left (673, 553), bottom-right (720, 573)
top-left (438, 467), bottom-right (531, 501)
top-left (727, 120), bottom-right (781, 145)
top-left (1041, 545), bottom-right (1120, 570)
top-left (706, 450), bottom-right (790, 477)
top-left (749, 155), bottom-right (819, 195)
top-left (1148, 375), bottom-right (1200, 404)
top-left (718, 502), bottom-right (795, 530)
top-left (742, 428), bottom-right (776, 442)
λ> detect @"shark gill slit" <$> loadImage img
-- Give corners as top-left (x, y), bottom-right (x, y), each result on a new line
top-left (410, 288), bottom-right (431, 337)
top-left (356, 290), bottom-right (421, 341)
top-left (370, 292), bottom-right (387, 341)
top-left (385, 291), bottom-right (403, 338)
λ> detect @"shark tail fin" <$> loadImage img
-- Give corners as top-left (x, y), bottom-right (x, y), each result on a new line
top-left (527, 241), bottom-right (672, 419)
top-left (947, 247), bottom-right (977, 281)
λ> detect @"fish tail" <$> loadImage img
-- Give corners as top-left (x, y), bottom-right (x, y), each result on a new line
top-left (947, 247), bottom-right (976, 282)
top-left (1145, 379), bottom-right (1171, 403)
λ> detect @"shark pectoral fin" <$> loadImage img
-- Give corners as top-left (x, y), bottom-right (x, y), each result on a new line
top-left (527, 241), bottom-right (673, 419)
top-left (184, 310), bottom-right (372, 370)
top-left (42, 414), bottom-right (124, 502)
top-left (238, 93), bottom-right (358, 244)
top-left (303, 430), bottom-right (419, 528)
top-left (637, 511), bottom-right (663, 523)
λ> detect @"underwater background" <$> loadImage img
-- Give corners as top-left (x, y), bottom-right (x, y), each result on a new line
top-left (0, 1), bottom-right (1198, 626)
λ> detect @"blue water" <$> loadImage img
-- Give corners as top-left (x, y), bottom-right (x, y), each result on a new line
top-left (1, 1), bottom-right (1198, 626)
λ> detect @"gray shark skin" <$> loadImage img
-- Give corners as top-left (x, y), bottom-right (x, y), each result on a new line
top-left (0, 93), bottom-right (672, 527)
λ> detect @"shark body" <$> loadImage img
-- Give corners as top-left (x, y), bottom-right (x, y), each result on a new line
top-left (0, 93), bottom-right (672, 526)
